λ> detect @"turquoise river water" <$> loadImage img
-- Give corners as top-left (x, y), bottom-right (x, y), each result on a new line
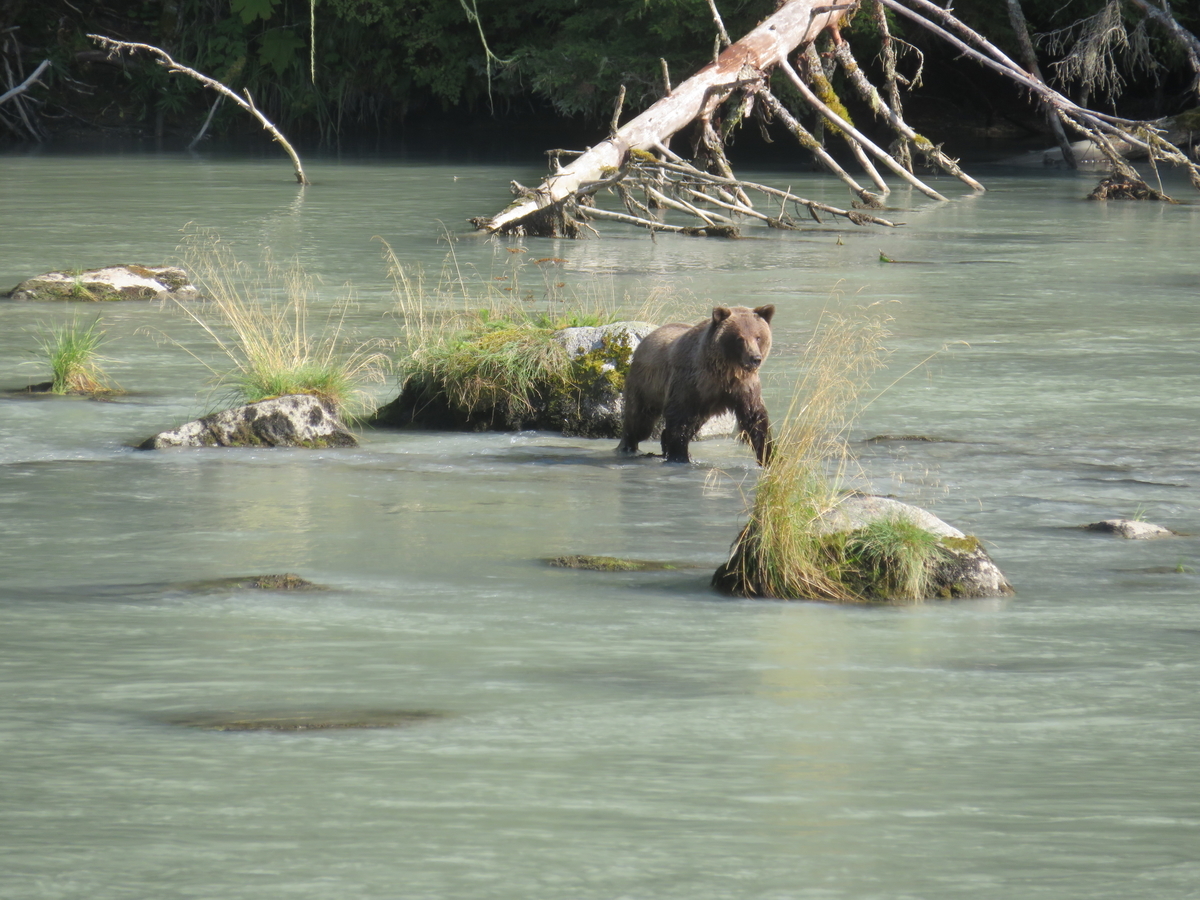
top-left (0, 144), bottom-right (1198, 900)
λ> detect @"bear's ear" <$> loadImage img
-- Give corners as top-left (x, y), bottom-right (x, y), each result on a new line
top-left (754, 305), bottom-right (775, 323)
top-left (712, 307), bottom-right (732, 323)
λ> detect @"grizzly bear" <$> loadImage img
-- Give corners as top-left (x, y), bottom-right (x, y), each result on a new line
top-left (617, 305), bottom-right (775, 465)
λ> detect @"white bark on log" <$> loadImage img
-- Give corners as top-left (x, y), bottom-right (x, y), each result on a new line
top-left (476, 0), bottom-right (854, 234)
top-left (780, 58), bottom-right (950, 201)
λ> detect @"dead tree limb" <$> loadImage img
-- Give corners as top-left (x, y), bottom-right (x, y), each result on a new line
top-left (87, 34), bottom-right (310, 185)
top-left (800, 44), bottom-right (892, 197)
top-left (473, 0), bottom-right (855, 235)
top-left (756, 86), bottom-right (884, 206)
top-left (779, 58), bottom-right (950, 201)
top-left (646, 158), bottom-right (898, 227)
top-left (831, 41), bottom-right (986, 191)
top-left (870, 2), bottom-right (916, 171)
top-left (1124, 0), bottom-right (1200, 95)
top-left (877, 0), bottom-right (1200, 193)
top-left (0, 57), bottom-right (49, 107)
top-left (1005, 0), bottom-right (1076, 168)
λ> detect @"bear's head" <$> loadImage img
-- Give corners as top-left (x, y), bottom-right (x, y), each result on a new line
top-left (711, 305), bottom-right (774, 373)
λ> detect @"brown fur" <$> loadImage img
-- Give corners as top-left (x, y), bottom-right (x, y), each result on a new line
top-left (617, 305), bottom-right (774, 464)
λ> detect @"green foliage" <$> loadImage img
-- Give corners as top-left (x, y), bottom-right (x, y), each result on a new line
top-left (399, 314), bottom-right (572, 422)
top-left (232, 0), bottom-right (281, 25)
top-left (259, 28), bottom-right (307, 77)
top-left (843, 515), bottom-right (942, 601)
top-left (6, 0), bottom-right (1199, 142)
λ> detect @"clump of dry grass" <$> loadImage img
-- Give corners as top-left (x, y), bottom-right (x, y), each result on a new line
top-left (162, 231), bottom-right (387, 419)
top-left (716, 302), bottom-right (895, 601)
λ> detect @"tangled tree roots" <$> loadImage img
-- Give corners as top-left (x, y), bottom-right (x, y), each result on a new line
top-left (1087, 174), bottom-right (1176, 201)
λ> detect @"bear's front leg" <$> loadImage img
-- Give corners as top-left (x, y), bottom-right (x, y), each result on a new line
top-left (735, 400), bottom-right (772, 466)
top-left (661, 403), bottom-right (704, 463)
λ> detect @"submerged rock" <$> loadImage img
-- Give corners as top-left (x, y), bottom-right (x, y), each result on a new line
top-left (169, 709), bottom-right (447, 731)
top-left (714, 494), bottom-right (1013, 602)
top-left (5, 265), bottom-right (199, 302)
top-left (371, 320), bottom-right (735, 440)
top-left (547, 554), bottom-right (682, 572)
top-left (1084, 518), bottom-right (1176, 539)
top-left (198, 573), bottom-right (323, 591)
top-left (139, 394), bottom-right (357, 449)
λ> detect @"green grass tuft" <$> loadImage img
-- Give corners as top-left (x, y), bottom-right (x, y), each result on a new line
top-left (36, 316), bottom-right (119, 395)
top-left (843, 514), bottom-right (942, 601)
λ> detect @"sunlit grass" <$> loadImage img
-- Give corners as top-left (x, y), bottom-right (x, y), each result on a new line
top-left (718, 301), bottom-right (907, 601)
top-left (36, 315), bottom-right (120, 395)
top-left (381, 238), bottom-right (685, 424)
top-left (158, 231), bottom-right (388, 419)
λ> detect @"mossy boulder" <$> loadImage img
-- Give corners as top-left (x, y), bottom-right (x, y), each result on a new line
top-left (372, 321), bottom-right (736, 440)
top-left (5, 265), bottom-right (200, 302)
top-left (138, 394), bottom-right (357, 449)
top-left (714, 494), bottom-right (1014, 602)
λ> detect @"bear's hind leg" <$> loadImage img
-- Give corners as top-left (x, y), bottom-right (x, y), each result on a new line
top-left (617, 392), bottom-right (659, 455)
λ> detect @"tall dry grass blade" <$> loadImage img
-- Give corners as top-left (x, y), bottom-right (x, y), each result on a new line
top-left (154, 230), bottom-right (387, 418)
top-left (719, 301), bottom-right (893, 600)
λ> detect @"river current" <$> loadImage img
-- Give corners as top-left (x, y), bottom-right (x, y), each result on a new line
top-left (0, 144), bottom-right (1198, 899)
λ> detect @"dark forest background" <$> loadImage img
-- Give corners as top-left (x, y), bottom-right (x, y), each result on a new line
top-left (2, 0), bottom-right (1197, 149)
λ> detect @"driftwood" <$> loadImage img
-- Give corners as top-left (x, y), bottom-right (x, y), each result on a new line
top-left (473, 0), bottom-right (867, 237)
top-left (0, 57), bottom-right (49, 107)
top-left (87, 34), bottom-right (310, 185)
top-left (474, 0), bottom-right (1199, 238)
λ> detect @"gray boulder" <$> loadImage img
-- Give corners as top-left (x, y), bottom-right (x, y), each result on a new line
top-left (139, 394), bottom-right (357, 449)
top-left (6, 265), bottom-right (199, 302)
top-left (1084, 518), bottom-right (1176, 539)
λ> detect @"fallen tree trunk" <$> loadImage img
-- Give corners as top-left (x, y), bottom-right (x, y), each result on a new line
top-left (475, 0), bottom-right (1198, 237)
top-left (473, 0), bottom-right (855, 235)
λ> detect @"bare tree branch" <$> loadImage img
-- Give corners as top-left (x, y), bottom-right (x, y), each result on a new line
top-left (0, 57), bottom-right (49, 107)
top-left (88, 34), bottom-right (310, 185)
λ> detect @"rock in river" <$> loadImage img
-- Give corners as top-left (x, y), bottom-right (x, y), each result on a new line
top-left (714, 494), bottom-right (1014, 601)
top-left (139, 394), bottom-right (357, 449)
top-left (1084, 518), bottom-right (1176, 539)
top-left (5, 265), bottom-right (200, 302)
top-left (372, 320), bottom-right (736, 440)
